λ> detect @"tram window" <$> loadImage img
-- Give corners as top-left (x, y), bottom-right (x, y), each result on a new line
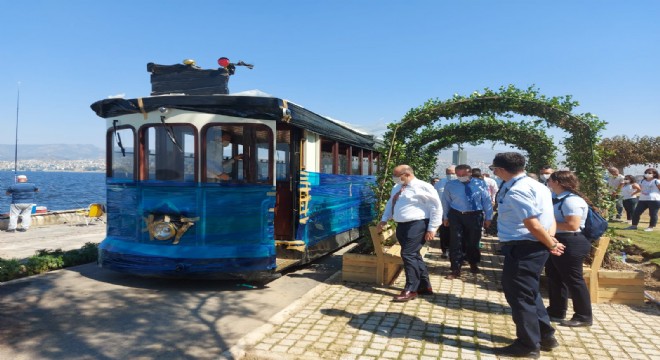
top-left (321, 139), bottom-right (334, 174)
top-left (110, 127), bottom-right (135, 179)
top-left (276, 130), bottom-right (290, 180)
top-left (351, 147), bottom-right (361, 175)
top-left (204, 124), bottom-right (272, 183)
top-left (338, 143), bottom-right (349, 175)
top-left (361, 152), bottom-right (369, 175)
top-left (144, 125), bottom-right (196, 182)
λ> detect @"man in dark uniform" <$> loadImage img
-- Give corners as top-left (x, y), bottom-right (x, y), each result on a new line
top-left (490, 153), bottom-right (565, 358)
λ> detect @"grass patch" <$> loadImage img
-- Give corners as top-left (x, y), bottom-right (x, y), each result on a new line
top-left (0, 242), bottom-right (98, 282)
top-left (607, 217), bottom-right (660, 264)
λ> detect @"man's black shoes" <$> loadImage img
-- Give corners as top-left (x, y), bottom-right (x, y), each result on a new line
top-left (560, 319), bottom-right (592, 327)
top-left (540, 336), bottom-right (559, 351)
top-left (493, 343), bottom-right (540, 358)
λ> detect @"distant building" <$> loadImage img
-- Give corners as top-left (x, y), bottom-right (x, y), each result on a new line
top-left (452, 149), bottom-right (467, 165)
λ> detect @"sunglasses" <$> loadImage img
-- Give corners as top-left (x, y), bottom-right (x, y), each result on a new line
top-left (488, 165), bottom-right (500, 171)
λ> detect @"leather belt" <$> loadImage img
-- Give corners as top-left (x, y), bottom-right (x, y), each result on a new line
top-left (502, 240), bottom-right (542, 246)
top-left (450, 208), bottom-right (482, 215)
top-left (556, 232), bottom-right (582, 237)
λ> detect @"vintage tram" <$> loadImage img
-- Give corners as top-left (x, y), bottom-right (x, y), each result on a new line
top-left (90, 59), bottom-right (380, 279)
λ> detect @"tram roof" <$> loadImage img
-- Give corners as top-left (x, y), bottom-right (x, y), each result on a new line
top-left (91, 95), bottom-right (381, 151)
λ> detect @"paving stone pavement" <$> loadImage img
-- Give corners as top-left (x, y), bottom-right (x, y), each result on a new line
top-left (231, 238), bottom-right (660, 360)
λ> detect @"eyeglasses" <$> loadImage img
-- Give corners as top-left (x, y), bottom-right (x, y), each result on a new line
top-left (488, 165), bottom-right (499, 171)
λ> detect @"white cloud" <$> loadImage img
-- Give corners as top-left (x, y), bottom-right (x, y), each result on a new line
top-left (107, 93), bottom-right (125, 99)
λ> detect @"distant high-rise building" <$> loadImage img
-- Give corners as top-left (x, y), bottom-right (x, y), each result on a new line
top-left (452, 149), bottom-right (467, 165)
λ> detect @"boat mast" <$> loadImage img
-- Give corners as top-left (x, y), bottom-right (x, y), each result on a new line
top-left (14, 82), bottom-right (20, 180)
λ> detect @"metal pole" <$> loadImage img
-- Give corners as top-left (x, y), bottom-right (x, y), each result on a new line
top-left (14, 82), bottom-right (20, 180)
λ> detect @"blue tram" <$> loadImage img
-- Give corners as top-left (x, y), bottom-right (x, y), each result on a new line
top-left (90, 60), bottom-right (380, 279)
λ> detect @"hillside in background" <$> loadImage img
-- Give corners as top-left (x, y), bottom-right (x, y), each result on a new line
top-left (0, 144), bottom-right (103, 160)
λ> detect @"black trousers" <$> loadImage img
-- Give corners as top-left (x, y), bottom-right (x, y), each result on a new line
top-left (501, 241), bottom-right (555, 350)
top-left (622, 198), bottom-right (638, 221)
top-left (545, 232), bottom-right (592, 322)
top-left (447, 209), bottom-right (483, 271)
top-left (396, 219), bottom-right (431, 292)
top-left (632, 200), bottom-right (660, 228)
top-left (438, 224), bottom-right (450, 253)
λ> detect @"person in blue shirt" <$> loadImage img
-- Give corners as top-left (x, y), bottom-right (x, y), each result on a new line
top-left (441, 164), bottom-right (493, 279)
top-left (490, 152), bottom-right (565, 358)
top-left (545, 170), bottom-right (593, 328)
top-left (5, 175), bottom-right (39, 232)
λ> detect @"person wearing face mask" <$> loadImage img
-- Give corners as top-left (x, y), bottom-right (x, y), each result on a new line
top-left (434, 165), bottom-right (456, 258)
top-left (545, 171), bottom-right (594, 328)
top-left (377, 165), bottom-right (442, 302)
top-left (206, 130), bottom-right (243, 181)
top-left (626, 168), bottom-right (660, 231)
top-left (539, 165), bottom-right (554, 186)
top-left (607, 167), bottom-right (625, 221)
top-left (621, 175), bottom-right (641, 224)
top-left (441, 164), bottom-right (493, 279)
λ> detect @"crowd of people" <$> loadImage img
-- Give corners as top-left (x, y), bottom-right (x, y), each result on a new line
top-left (381, 153), bottom-right (659, 358)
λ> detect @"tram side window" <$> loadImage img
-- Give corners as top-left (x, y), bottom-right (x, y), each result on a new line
top-left (361, 151), bottom-right (370, 175)
top-left (144, 125), bottom-right (196, 182)
top-left (351, 147), bottom-right (361, 175)
top-left (276, 130), bottom-right (290, 181)
top-left (110, 127), bottom-right (135, 179)
top-left (338, 143), bottom-right (349, 175)
top-left (255, 129), bottom-right (271, 182)
top-left (321, 139), bottom-right (334, 174)
top-left (204, 124), bottom-right (272, 183)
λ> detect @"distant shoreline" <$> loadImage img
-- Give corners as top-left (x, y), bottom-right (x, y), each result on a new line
top-left (0, 170), bottom-right (105, 173)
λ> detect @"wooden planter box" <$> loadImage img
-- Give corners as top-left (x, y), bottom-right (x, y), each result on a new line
top-left (342, 252), bottom-right (402, 285)
top-left (584, 269), bottom-right (645, 305)
top-left (342, 225), bottom-right (419, 286)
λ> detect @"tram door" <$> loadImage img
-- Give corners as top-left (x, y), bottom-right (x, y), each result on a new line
top-left (274, 125), bottom-right (294, 240)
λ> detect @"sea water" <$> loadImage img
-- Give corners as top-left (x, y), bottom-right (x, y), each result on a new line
top-left (0, 171), bottom-right (105, 211)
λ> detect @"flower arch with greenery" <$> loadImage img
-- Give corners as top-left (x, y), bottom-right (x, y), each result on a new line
top-left (418, 117), bottom-right (557, 176)
top-left (374, 85), bottom-right (608, 219)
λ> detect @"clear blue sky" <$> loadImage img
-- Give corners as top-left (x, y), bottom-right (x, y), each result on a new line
top-left (1, 1), bottom-right (658, 150)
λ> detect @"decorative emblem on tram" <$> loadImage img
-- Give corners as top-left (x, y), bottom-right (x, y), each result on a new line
top-left (143, 213), bottom-right (199, 245)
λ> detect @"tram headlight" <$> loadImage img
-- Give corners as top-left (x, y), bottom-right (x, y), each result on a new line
top-left (153, 221), bottom-right (177, 241)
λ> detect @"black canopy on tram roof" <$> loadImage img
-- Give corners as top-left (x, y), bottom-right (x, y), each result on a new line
top-left (90, 95), bottom-right (380, 151)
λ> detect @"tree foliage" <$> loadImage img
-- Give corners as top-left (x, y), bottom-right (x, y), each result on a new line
top-left (599, 135), bottom-right (660, 171)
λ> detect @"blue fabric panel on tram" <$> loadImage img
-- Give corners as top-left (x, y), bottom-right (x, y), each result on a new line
top-left (296, 173), bottom-right (376, 246)
top-left (107, 183), bottom-right (140, 240)
top-left (101, 181), bottom-right (276, 276)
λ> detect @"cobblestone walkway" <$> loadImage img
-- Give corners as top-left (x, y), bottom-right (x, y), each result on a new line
top-left (235, 239), bottom-right (660, 360)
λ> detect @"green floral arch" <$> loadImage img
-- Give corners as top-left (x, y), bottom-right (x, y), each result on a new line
top-left (419, 118), bottom-right (556, 174)
top-left (377, 85), bottom-right (607, 210)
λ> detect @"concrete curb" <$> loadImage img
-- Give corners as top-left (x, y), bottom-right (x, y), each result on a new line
top-left (220, 270), bottom-right (344, 360)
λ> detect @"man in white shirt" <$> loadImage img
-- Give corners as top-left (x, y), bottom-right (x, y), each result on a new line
top-left (434, 165), bottom-right (455, 257)
top-left (607, 167), bottom-right (625, 220)
top-left (378, 164), bottom-right (442, 302)
top-left (483, 173), bottom-right (499, 204)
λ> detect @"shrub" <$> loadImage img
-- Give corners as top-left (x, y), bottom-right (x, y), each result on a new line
top-left (0, 243), bottom-right (99, 282)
